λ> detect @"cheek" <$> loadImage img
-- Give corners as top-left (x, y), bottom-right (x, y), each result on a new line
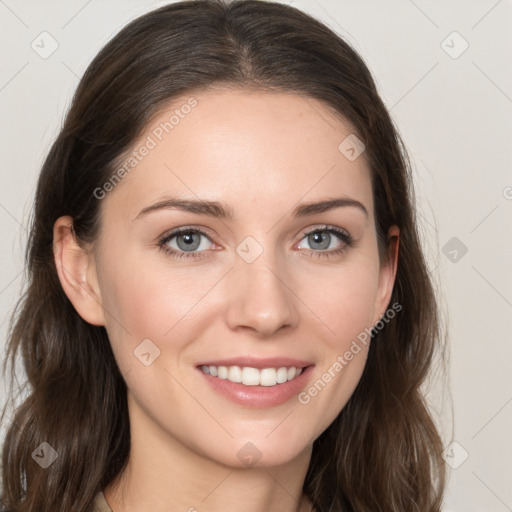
top-left (296, 256), bottom-right (380, 351)
top-left (293, 264), bottom-right (378, 435)
top-left (98, 251), bottom-right (220, 362)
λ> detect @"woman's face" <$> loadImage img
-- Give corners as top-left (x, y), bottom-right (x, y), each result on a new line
top-left (80, 89), bottom-right (398, 468)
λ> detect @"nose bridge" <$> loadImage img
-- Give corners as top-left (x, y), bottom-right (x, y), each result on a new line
top-left (224, 237), bottom-right (298, 336)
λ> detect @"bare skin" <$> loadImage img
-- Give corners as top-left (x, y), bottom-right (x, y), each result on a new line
top-left (53, 89), bottom-right (399, 512)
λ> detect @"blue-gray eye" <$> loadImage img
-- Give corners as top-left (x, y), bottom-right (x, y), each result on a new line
top-left (297, 227), bottom-right (352, 252)
top-left (160, 228), bottom-right (214, 255)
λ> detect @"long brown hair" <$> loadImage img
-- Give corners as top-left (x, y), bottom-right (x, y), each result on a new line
top-left (1, 1), bottom-right (446, 510)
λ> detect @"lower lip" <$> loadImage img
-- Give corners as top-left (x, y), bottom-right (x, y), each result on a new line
top-left (197, 366), bottom-right (314, 408)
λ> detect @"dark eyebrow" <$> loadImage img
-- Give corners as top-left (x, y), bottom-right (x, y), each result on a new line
top-left (134, 198), bottom-right (235, 221)
top-left (134, 196), bottom-right (368, 221)
top-left (292, 197), bottom-right (368, 218)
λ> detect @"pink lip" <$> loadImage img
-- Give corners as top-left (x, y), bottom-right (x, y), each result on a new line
top-left (196, 362), bottom-right (315, 408)
top-left (195, 356), bottom-right (313, 370)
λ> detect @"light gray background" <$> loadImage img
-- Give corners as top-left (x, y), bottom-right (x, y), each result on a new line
top-left (1, 1), bottom-right (511, 510)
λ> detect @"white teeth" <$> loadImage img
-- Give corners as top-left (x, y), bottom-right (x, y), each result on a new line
top-left (260, 368), bottom-right (277, 386)
top-left (228, 365), bottom-right (242, 383)
top-left (276, 367), bottom-right (288, 383)
top-left (242, 367), bottom-right (260, 386)
top-left (200, 365), bottom-right (305, 386)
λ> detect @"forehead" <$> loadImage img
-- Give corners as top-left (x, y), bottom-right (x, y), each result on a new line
top-left (101, 88), bottom-right (373, 223)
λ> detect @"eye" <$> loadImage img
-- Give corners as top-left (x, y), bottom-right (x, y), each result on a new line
top-left (157, 225), bottom-right (354, 261)
top-left (158, 228), bottom-right (215, 260)
top-left (295, 225), bottom-right (353, 259)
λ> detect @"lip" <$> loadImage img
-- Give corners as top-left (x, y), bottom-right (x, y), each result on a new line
top-left (196, 360), bottom-right (315, 408)
top-left (195, 356), bottom-right (313, 370)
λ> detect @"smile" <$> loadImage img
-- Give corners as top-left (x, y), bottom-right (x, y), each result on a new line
top-left (200, 365), bottom-right (303, 387)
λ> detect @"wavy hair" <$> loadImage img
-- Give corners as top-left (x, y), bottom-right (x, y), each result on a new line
top-left (1, 0), bottom-right (446, 510)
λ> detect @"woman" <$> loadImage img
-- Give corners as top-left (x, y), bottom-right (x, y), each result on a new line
top-left (0, 0), bottom-right (446, 510)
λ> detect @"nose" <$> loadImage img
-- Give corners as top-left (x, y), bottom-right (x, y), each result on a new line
top-left (224, 248), bottom-right (299, 338)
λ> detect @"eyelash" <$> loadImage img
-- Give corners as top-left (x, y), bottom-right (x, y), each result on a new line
top-left (157, 225), bottom-right (354, 261)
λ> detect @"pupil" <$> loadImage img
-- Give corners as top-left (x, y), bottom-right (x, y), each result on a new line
top-left (309, 231), bottom-right (329, 250)
top-left (177, 232), bottom-right (200, 251)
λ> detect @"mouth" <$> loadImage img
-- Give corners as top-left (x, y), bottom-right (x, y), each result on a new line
top-left (195, 357), bottom-right (314, 408)
top-left (199, 364), bottom-right (305, 387)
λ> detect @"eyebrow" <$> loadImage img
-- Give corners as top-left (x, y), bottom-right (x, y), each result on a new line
top-left (133, 196), bottom-right (368, 221)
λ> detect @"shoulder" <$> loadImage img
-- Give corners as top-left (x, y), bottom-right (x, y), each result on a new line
top-left (92, 491), bottom-right (113, 512)
top-left (0, 493), bottom-right (112, 512)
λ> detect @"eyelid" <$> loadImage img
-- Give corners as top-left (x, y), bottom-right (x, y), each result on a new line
top-left (159, 224), bottom-right (351, 246)
top-left (297, 224), bottom-right (350, 240)
top-left (158, 223), bottom-right (354, 260)
top-left (159, 225), bottom-right (218, 244)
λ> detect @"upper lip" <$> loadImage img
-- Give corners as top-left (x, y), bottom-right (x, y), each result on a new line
top-left (196, 356), bottom-right (313, 370)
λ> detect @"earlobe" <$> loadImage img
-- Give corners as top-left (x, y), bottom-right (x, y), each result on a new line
top-left (374, 225), bottom-right (400, 323)
top-left (52, 215), bottom-right (106, 326)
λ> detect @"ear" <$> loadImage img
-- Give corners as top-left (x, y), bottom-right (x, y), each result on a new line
top-left (52, 215), bottom-right (106, 326)
top-left (373, 225), bottom-right (400, 324)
